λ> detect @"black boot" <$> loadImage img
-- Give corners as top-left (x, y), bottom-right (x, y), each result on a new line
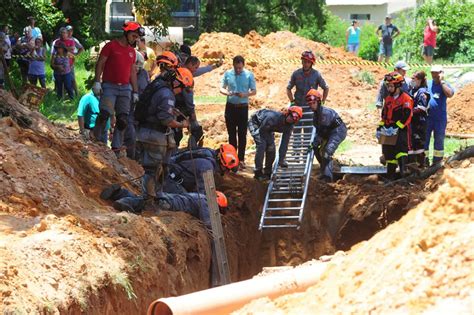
top-left (386, 164), bottom-right (397, 181)
top-left (398, 156), bottom-right (408, 178)
top-left (417, 153), bottom-right (426, 168)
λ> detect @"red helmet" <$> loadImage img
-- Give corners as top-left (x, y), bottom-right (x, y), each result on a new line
top-left (175, 67), bottom-right (194, 88)
top-left (306, 89), bottom-right (322, 104)
top-left (122, 21), bottom-right (145, 37)
top-left (219, 144), bottom-right (239, 170)
top-left (157, 51), bottom-right (179, 68)
top-left (288, 106), bottom-right (303, 121)
top-left (301, 51), bottom-right (316, 64)
top-left (384, 71), bottom-right (404, 88)
top-left (216, 191), bottom-right (228, 208)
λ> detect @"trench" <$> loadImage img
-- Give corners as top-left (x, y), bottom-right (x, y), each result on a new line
top-left (66, 170), bottom-right (424, 314)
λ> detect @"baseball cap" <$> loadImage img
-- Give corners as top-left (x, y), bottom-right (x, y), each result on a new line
top-left (394, 61), bottom-right (410, 71)
top-left (65, 25), bottom-right (73, 31)
top-left (385, 15), bottom-right (392, 19)
top-left (430, 65), bottom-right (444, 72)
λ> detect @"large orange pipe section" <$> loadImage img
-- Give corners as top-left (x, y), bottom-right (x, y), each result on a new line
top-left (147, 263), bottom-right (328, 315)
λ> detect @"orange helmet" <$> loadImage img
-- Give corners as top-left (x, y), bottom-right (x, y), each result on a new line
top-left (122, 21), bottom-right (145, 36)
top-left (216, 191), bottom-right (228, 208)
top-left (175, 67), bottom-right (194, 88)
top-left (306, 89), bottom-right (322, 104)
top-left (301, 51), bottom-right (316, 64)
top-left (157, 51), bottom-right (179, 68)
top-left (288, 106), bottom-right (303, 121)
top-left (384, 71), bottom-right (404, 87)
top-left (219, 144), bottom-right (239, 170)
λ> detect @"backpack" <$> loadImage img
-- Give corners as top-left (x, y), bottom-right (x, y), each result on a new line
top-left (134, 78), bottom-right (169, 123)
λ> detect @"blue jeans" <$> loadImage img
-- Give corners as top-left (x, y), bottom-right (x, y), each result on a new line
top-left (424, 116), bottom-right (447, 163)
top-left (54, 72), bottom-right (74, 99)
top-left (379, 42), bottom-right (393, 57)
top-left (28, 74), bottom-right (46, 88)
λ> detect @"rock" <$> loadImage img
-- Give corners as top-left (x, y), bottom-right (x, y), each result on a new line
top-left (461, 159), bottom-right (470, 168)
top-left (35, 220), bottom-right (48, 232)
top-left (18, 231), bottom-right (27, 238)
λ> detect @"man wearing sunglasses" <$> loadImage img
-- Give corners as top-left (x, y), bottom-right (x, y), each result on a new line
top-left (248, 106), bottom-right (303, 181)
top-left (92, 21), bottom-right (143, 149)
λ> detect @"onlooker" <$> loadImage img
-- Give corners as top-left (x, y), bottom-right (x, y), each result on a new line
top-left (376, 15), bottom-right (400, 63)
top-left (137, 38), bottom-right (156, 75)
top-left (15, 27), bottom-right (34, 85)
top-left (219, 55), bottom-right (257, 169)
top-left (51, 42), bottom-right (74, 99)
top-left (25, 16), bottom-right (42, 40)
top-left (424, 65), bottom-right (454, 165)
top-left (77, 90), bottom-right (110, 142)
top-left (287, 51), bottom-right (329, 107)
top-left (375, 60), bottom-right (411, 109)
top-left (0, 25), bottom-right (12, 67)
top-left (66, 25), bottom-right (84, 95)
top-left (346, 20), bottom-right (361, 55)
top-left (422, 18), bottom-right (439, 65)
top-left (91, 21), bottom-right (142, 149)
top-left (408, 71), bottom-right (430, 167)
top-left (28, 38), bottom-right (46, 88)
top-left (185, 55), bottom-right (222, 77)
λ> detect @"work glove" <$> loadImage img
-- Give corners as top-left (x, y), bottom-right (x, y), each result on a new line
top-left (80, 129), bottom-right (90, 141)
top-left (132, 92), bottom-right (139, 104)
top-left (215, 58), bottom-right (223, 68)
top-left (92, 82), bottom-right (102, 96)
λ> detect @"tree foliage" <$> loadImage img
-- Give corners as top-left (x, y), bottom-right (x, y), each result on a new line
top-left (133, 0), bottom-right (180, 36)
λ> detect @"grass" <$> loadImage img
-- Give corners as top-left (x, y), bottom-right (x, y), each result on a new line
top-left (429, 137), bottom-right (474, 157)
top-left (194, 95), bottom-right (227, 105)
top-left (111, 271), bottom-right (137, 300)
top-left (335, 139), bottom-right (352, 154)
top-left (354, 70), bottom-right (376, 85)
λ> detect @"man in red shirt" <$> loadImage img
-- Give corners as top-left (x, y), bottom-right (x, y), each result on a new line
top-left (92, 21), bottom-right (143, 151)
top-left (379, 72), bottom-right (413, 180)
top-left (422, 18), bottom-right (438, 64)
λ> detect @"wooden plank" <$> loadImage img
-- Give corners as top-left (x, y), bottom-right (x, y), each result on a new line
top-left (202, 170), bottom-right (231, 286)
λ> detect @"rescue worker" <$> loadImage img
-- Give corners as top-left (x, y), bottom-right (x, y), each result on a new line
top-left (287, 51), bottom-right (329, 107)
top-left (306, 89), bottom-right (347, 182)
top-left (424, 65), bottom-right (454, 165)
top-left (408, 70), bottom-right (430, 167)
top-left (134, 51), bottom-right (193, 199)
top-left (248, 106), bottom-right (303, 180)
top-left (375, 61), bottom-right (412, 109)
top-left (168, 144), bottom-right (239, 193)
top-left (378, 72), bottom-right (413, 180)
top-left (92, 21), bottom-right (143, 147)
top-left (123, 51), bottom-right (149, 159)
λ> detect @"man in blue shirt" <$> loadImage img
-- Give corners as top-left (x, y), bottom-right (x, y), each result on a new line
top-left (77, 91), bottom-right (110, 142)
top-left (425, 65), bottom-right (454, 165)
top-left (220, 55), bottom-right (257, 170)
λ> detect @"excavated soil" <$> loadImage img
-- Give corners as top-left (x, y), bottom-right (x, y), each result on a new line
top-left (236, 162), bottom-right (474, 314)
top-left (447, 83), bottom-right (474, 134)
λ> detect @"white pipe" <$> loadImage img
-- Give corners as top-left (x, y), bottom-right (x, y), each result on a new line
top-left (147, 263), bottom-right (328, 315)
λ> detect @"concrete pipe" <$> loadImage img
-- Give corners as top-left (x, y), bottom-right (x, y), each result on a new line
top-left (147, 263), bottom-right (328, 315)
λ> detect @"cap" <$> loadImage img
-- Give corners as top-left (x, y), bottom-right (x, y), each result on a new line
top-left (394, 60), bottom-right (410, 71)
top-left (385, 15), bottom-right (392, 19)
top-left (65, 25), bottom-right (73, 31)
top-left (430, 65), bottom-right (444, 73)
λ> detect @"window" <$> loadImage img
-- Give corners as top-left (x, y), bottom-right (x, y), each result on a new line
top-left (350, 14), bottom-right (371, 20)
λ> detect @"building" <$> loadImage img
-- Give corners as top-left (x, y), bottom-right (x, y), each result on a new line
top-left (326, 0), bottom-right (422, 25)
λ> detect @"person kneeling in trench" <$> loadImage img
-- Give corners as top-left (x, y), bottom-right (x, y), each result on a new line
top-left (248, 106), bottom-right (303, 181)
top-left (100, 184), bottom-right (228, 286)
top-left (306, 89), bottom-right (347, 182)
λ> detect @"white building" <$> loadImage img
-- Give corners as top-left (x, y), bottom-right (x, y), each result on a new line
top-left (326, 0), bottom-right (422, 25)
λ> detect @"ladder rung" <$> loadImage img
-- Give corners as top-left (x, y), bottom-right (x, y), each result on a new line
top-left (262, 224), bottom-right (299, 228)
top-left (270, 191), bottom-right (303, 194)
top-left (264, 215), bottom-right (300, 219)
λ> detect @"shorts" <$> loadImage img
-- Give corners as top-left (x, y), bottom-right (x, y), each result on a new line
top-left (423, 45), bottom-right (434, 57)
top-left (379, 42), bottom-right (393, 57)
top-left (347, 43), bottom-right (360, 53)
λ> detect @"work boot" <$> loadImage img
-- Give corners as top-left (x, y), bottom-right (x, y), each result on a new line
top-left (386, 164), bottom-right (397, 181)
top-left (156, 198), bottom-right (171, 210)
top-left (278, 160), bottom-right (288, 168)
top-left (100, 184), bottom-right (121, 200)
top-left (398, 156), bottom-right (408, 178)
top-left (254, 170), bottom-right (268, 181)
top-left (113, 200), bottom-right (137, 213)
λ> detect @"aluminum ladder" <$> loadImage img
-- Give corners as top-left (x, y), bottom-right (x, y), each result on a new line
top-left (259, 105), bottom-right (316, 230)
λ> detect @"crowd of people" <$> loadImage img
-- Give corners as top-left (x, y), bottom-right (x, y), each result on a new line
top-left (0, 17), bottom-right (84, 98)
top-left (346, 15), bottom-right (439, 64)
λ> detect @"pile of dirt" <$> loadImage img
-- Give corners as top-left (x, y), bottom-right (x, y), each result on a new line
top-left (192, 31), bottom-right (385, 146)
top-left (0, 90), bottom-right (264, 313)
top-left (447, 83), bottom-right (474, 134)
top-left (236, 162), bottom-right (474, 314)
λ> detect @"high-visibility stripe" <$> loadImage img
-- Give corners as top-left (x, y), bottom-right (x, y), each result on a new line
top-left (386, 159), bottom-right (398, 165)
top-left (396, 152), bottom-right (408, 159)
top-left (433, 150), bottom-right (444, 157)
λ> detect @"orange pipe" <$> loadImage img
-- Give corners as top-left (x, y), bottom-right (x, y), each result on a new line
top-left (147, 263), bottom-right (328, 315)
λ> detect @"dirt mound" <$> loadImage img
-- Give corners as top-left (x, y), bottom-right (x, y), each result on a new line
top-left (192, 31), bottom-right (385, 146)
top-left (448, 83), bottom-right (474, 134)
top-left (236, 163), bottom-right (474, 314)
